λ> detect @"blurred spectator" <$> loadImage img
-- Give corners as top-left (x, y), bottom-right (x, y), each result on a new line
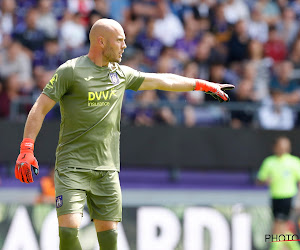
top-left (209, 63), bottom-right (227, 85)
top-left (277, 0), bottom-right (290, 12)
top-left (133, 90), bottom-right (159, 126)
top-left (156, 47), bottom-right (182, 75)
top-left (230, 79), bottom-right (255, 128)
top-left (136, 18), bottom-right (164, 67)
top-left (122, 6), bottom-right (144, 58)
top-left (248, 5), bottom-right (269, 43)
top-left (52, 0), bottom-right (68, 20)
top-left (184, 104), bottom-right (229, 127)
top-left (290, 0), bottom-right (300, 20)
top-left (67, 0), bottom-right (94, 26)
top-left (223, 0), bottom-right (250, 24)
top-left (256, 0), bottom-right (280, 26)
top-left (36, 0), bottom-right (58, 38)
top-left (210, 3), bottom-right (232, 44)
top-left (122, 49), bottom-right (146, 75)
top-left (247, 40), bottom-right (272, 101)
top-left (270, 61), bottom-right (300, 105)
top-left (131, 0), bottom-right (159, 19)
top-left (290, 37), bottom-right (300, 78)
top-left (68, 0), bottom-right (94, 14)
top-left (109, 0), bottom-right (129, 23)
top-left (276, 7), bottom-right (299, 49)
top-left (93, 0), bottom-right (111, 18)
top-left (0, 75), bottom-right (21, 118)
top-left (227, 19), bottom-right (250, 65)
top-left (0, 40), bottom-right (32, 88)
top-left (156, 105), bottom-right (178, 125)
top-left (13, 8), bottom-right (46, 56)
top-left (36, 38), bottom-right (67, 71)
top-left (258, 90), bottom-right (295, 130)
top-left (14, 0), bottom-right (37, 26)
top-left (174, 20), bottom-right (200, 62)
top-left (203, 31), bottom-right (228, 65)
top-left (195, 0), bottom-right (217, 19)
top-left (156, 91), bottom-right (181, 126)
top-left (175, 0), bottom-right (212, 23)
top-left (0, 0), bottom-right (16, 38)
top-left (194, 40), bottom-right (211, 80)
top-left (153, 1), bottom-right (184, 47)
top-left (60, 11), bottom-right (87, 57)
top-left (264, 25), bottom-right (287, 63)
top-left (36, 167), bottom-right (55, 204)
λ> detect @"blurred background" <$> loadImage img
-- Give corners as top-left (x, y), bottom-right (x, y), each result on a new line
top-left (1, 0), bottom-right (300, 249)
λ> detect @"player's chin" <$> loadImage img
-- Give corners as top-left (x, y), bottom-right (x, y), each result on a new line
top-left (112, 56), bottom-right (122, 63)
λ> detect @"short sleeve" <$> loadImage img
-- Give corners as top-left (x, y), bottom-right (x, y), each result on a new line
top-left (257, 158), bottom-right (271, 181)
top-left (120, 65), bottom-right (145, 91)
top-left (42, 61), bottom-right (73, 102)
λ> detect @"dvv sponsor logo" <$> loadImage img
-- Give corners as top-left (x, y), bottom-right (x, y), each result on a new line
top-left (88, 88), bottom-right (117, 106)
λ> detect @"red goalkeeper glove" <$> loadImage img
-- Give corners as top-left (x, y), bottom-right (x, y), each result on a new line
top-left (15, 138), bottom-right (39, 183)
top-left (194, 80), bottom-right (235, 102)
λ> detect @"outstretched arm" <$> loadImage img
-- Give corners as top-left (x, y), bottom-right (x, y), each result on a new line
top-left (139, 73), bottom-right (196, 92)
top-left (138, 73), bottom-right (234, 102)
top-left (15, 94), bottom-right (56, 183)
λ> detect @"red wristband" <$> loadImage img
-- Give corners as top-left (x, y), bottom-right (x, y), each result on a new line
top-left (20, 138), bottom-right (35, 152)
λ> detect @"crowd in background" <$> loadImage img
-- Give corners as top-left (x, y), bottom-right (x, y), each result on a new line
top-left (1, 0), bottom-right (300, 129)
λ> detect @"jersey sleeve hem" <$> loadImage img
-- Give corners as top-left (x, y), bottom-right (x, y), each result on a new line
top-left (131, 75), bottom-right (145, 91)
top-left (41, 91), bottom-right (59, 103)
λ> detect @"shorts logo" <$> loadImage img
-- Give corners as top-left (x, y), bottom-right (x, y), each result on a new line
top-left (56, 195), bottom-right (63, 208)
top-left (109, 72), bottom-right (119, 85)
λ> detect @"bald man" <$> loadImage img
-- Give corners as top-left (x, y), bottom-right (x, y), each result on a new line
top-left (15, 19), bottom-right (234, 250)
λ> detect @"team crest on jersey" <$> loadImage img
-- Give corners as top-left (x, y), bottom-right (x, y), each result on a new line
top-left (56, 195), bottom-right (63, 208)
top-left (109, 72), bottom-right (119, 85)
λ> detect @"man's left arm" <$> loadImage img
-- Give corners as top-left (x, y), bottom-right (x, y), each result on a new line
top-left (138, 72), bottom-right (235, 102)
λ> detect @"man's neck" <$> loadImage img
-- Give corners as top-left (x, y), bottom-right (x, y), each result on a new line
top-left (87, 51), bottom-right (109, 67)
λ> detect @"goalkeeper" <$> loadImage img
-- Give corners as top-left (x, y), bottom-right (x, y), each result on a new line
top-left (15, 18), bottom-right (234, 250)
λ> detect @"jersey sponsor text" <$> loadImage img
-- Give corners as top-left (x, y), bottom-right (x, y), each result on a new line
top-left (88, 88), bottom-right (117, 106)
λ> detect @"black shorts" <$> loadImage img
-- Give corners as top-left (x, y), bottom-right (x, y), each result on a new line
top-left (272, 197), bottom-right (293, 220)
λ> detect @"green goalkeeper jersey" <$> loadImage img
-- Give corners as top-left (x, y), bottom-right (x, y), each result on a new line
top-left (42, 55), bottom-right (144, 171)
top-left (257, 153), bottom-right (300, 198)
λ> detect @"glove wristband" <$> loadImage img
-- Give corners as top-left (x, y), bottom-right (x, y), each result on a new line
top-left (20, 138), bottom-right (35, 153)
top-left (194, 80), bottom-right (215, 92)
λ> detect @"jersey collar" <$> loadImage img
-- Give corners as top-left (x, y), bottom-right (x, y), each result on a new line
top-left (108, 63), bottom-right (125, 78)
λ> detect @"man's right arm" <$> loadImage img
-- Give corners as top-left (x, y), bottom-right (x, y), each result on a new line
top-left (256, 158), bottom-right (271, 186)
top-left (24, 94), bottom-right (56, 140)
top-left (15, 94), bottom-right (56, 183)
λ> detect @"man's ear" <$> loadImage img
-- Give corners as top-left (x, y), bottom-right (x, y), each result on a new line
top-left (97, 36), bottom-right (105, 48)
